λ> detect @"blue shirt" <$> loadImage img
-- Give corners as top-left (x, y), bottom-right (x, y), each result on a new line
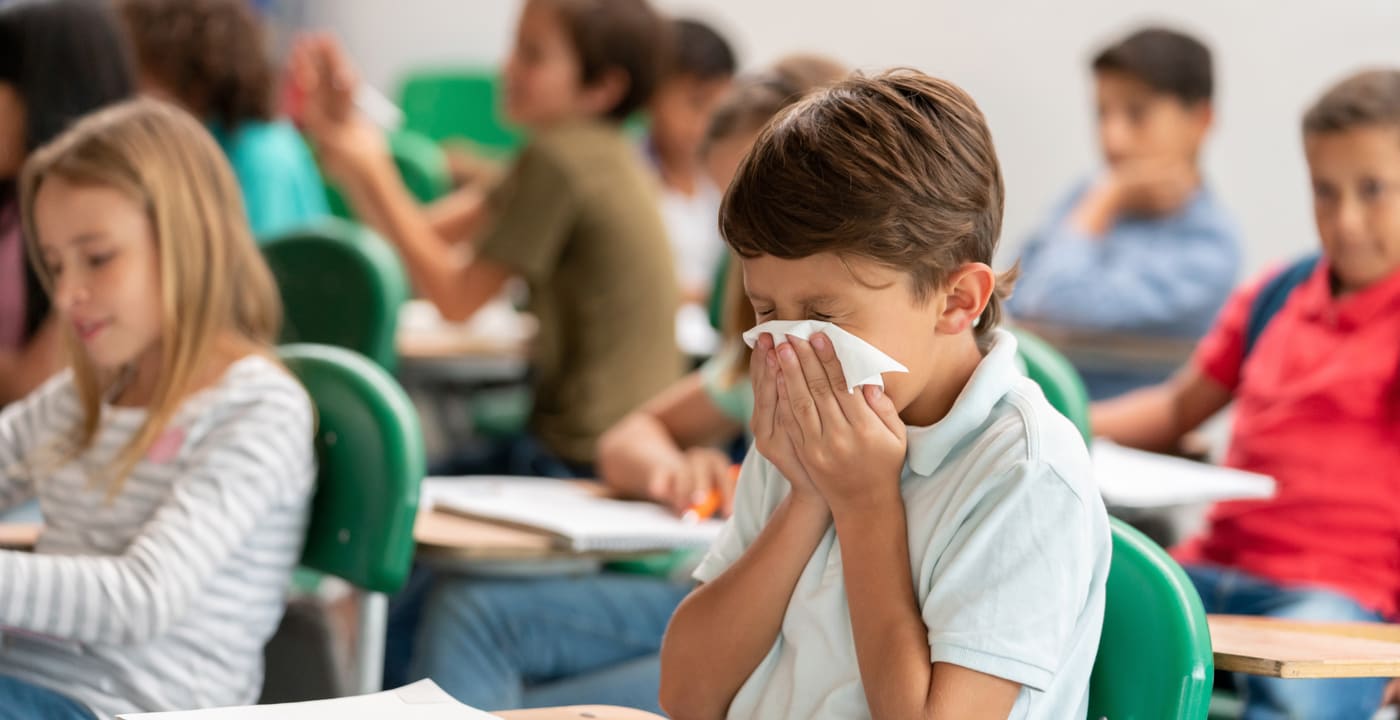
top-left (1008, 179), bottom-right (1241, 396)
top-left (211, 120), bottom-right (329, 241)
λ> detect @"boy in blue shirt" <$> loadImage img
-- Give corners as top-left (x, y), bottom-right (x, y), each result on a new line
top-left (1009, 27), bottom-right (1240, 399)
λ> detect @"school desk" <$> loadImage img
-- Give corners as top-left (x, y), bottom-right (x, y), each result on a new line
top-left (1209, 614), bottom-right (1400, 678)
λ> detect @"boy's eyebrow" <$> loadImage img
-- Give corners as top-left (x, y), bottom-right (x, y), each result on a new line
top-left (744, 291), bottom-right (842, 306)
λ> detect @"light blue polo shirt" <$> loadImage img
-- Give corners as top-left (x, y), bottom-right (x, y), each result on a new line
top-left (693, 329), bottom-right (1111, 720)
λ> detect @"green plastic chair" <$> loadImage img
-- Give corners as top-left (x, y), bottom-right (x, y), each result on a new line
top-left (1088, 518), bottom-right (1214, 720)
top-left (325, 129), bottom-right (451, 219)
top-left (398, 68), bottom-right (524, 155)
top-left (1012, 327), bottom-right (1093, 446)
top-left (262, 218), bottom-right (410, 373)
top-left (281, 343), bottom-right (425, 694)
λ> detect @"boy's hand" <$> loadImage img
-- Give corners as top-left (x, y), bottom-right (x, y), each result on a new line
top-left (773, 333), bottom-right (907, 518)
top-left (750, 333), bottom-right (825, 508)
top-left (286, 34), bottom-right (392, 186)
top-left (1113, 156), bottom-right (1196, 215)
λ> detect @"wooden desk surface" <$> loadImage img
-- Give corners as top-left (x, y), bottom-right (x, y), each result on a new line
top-left (497, 706), bottom-right (664, 720)
top-left (1210, 614), bottom-right (1400, 679)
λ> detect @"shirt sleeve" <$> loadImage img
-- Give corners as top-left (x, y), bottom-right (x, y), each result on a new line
top-left (692, 447), bottom-right (774, 583)
top-left (475, 142), bottom-right (577, 281)
top-left (0, 372), bottom-right (77, 512)
top-left (0, 380), bottom-right (315, 644)
top-left (698, 344), bottom-right (754, 426)
top-left (1192, 269), bottom-right (1272, 391)
top-left (1009, 191), bottom-right (1240, 334)
top-left (920, 460), bottom-right (1104, 692)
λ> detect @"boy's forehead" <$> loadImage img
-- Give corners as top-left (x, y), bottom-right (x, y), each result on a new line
top-left (1306, 125), bottom-right (1400, 163)
top-left (741, 253), bottom-right (898, 298)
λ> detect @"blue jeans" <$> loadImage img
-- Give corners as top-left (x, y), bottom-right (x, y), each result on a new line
top-left (1186, 564), bottom-right (1388, 720)
top-left (0, 674), bottom-right (94, 719)
top-left (391, 572), bottom-right (691, 712)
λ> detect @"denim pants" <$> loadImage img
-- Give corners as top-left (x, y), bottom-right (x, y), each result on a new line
top-left (387, 570), bottom-right (690, 713)
top-left (0, 674), bottom-right (94, 720)
top-left (1185, 563), bottom-right (1388, 720)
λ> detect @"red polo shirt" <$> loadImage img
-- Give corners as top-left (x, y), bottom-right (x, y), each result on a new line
top-left (1174, 259), bottom-right (1400, 616)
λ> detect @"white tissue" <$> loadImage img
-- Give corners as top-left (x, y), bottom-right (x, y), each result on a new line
top-left (742, 320), bottom-right (909, 392)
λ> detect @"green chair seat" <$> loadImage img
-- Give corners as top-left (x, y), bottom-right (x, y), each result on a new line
top-left (398, 68), bottom-right (523, 155)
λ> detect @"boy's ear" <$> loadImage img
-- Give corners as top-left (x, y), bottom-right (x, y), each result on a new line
top-left (934, 262), bottom-right (996, 335)
top-left (1187, 100), bottom-right (1215, 143)
top-left (583, 67), bottom-right (631, 118)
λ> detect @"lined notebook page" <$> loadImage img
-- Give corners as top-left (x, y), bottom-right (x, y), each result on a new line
top-left (1094, 440), bottom-right (1276, 508)
top-left (426, 476), bottom-right (725, 553)
top-left (119, 680), bottom-right (499, 719)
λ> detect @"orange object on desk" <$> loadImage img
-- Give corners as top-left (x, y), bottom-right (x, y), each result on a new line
top-left (682, 464), bottom-right (741, 523)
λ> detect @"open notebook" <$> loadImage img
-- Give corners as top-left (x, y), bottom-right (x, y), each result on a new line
top-left (1093, 440), bottom-right (1276, 509)
top-left (425, 476), bottom-right (725, 553)
top-left (118, 680), bottom-right (498, 719)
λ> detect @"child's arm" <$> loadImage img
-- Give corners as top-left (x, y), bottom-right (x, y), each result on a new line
top-left (659, 490), bottom-right (832, 719)
top-left (290, 36), bottom-right (511, 323)
top-left (1092, 366), bottom-right (1232, 452)
top-left (659, 334), bottom-right (833, 719)
top-left (0, 387), bottom-right (314, 644)
top-left (836, 501), bottom-right (1020, 719)
top-left (597, 372), bottom-right (742, 513)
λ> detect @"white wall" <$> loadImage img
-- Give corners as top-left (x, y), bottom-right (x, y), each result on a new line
top-left (301, 0), bottom-right (1400, 276)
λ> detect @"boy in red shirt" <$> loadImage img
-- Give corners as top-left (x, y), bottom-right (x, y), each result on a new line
top-left (1094, 68), bottom-right (1400, 720)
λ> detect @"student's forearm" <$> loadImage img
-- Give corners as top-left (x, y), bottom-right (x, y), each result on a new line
top-left (1091, 385), bottom-right (1186, 452)
top-left (596, 414), bottom-right (682, 500)
top-left (660, 493), bottom-right (830, 719)
top-left (833, 500), bottom-right (937, 720)
top-left (349, 160), bottom-right (494, 322)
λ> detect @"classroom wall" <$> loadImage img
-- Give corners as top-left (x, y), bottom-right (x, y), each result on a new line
top-left (301, 0), bottom-right (1400, 277)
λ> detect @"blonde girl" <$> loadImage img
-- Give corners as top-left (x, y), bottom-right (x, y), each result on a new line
top-left (0, 98), bottom-right (314, 720)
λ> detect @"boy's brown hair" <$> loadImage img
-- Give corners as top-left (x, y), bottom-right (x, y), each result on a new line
top-left (543, 0), bottom-right (667, 122)
top-left (1093, 27), bottom-right (1213, 106)
top-left (705, 54), bottom-right (848, 153)
top-left (116, 0), bottom-right (273, 131)
top-left (721, 69), bottom-right (1014, 344)
top-left (1303, 69), bottom-right (1400, 137)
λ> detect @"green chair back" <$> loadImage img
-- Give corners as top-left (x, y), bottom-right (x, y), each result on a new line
top-left (280, 343), bottom-right (424, 595)
top-left (262, 218), bottom-right (410, 373)
top-left (1088, 518), bottom-right (1214, 719)
top-left (1012, 327), bottom-right (1093, 446)
top-left (398, 68), bottom-right (524, 155)
top-left (325, 129), bottom-right (451, 219)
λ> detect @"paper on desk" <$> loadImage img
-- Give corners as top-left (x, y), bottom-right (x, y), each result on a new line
top-left (1094, 440), bottom-right (1275, 509)
top-left (742, 320), bottom-right (908, 392)
top-left (118, 680), bottom-right (499, 719)
top-left (426, 476), bottom-right (725, 553)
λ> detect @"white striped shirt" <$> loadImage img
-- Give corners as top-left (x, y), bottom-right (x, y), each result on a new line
top-left (0, 355), bottom-right (315, 718)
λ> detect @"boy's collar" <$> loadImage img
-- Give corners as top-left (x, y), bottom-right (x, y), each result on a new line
top-left (905, 329), bottom-right (1020, 477)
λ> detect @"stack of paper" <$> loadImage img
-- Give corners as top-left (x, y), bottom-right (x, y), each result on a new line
top-left (1093, 441), bottom-right (1275, 509)
top-left (426, 476), bottom-right (725, 553)
top-left (118, 680), bottom-right (498, 719)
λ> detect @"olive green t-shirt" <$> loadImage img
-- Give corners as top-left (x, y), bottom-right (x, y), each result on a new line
top-left (477, 120), bottom-right (682, 464)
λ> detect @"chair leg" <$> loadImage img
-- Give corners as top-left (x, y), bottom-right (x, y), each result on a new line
top-left (356, 590), bottom-right (389, 695)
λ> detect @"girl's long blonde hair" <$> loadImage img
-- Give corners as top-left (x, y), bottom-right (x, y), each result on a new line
top-left (18, 98), bottom-right (282, 495)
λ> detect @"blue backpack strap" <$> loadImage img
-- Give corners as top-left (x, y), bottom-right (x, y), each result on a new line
top-left (1243, 253), bottom-right (1321, 359)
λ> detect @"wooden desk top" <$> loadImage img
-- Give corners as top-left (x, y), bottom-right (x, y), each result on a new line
top-left (1210, 614), bottom-right (1400, 679)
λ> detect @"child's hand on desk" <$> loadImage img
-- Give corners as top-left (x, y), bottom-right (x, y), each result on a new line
top-left (286, 34), bottom-right (392, 186)
top-left (750, 333), bottom-right (825, 509)
top-left (772, 333), bottom-right (907, 518)
top-left (647, 447), bottom-right (735, 517)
